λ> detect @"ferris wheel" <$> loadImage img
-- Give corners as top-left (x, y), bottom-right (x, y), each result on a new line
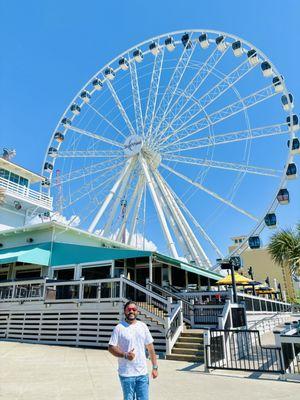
top-left (41, 29), bottom-right (299, 269)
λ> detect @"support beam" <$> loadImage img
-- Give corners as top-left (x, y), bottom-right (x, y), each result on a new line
top-left (140, 156), bottom-right (178, 258)
top-left (88, 159), bottom-right (133, 233)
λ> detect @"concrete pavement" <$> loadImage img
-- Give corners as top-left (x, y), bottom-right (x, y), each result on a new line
top-left (0, 341), bottom-right (299, 400)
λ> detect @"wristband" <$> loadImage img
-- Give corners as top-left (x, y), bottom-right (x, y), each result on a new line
top-left (124, 352), bottom-right (128, 359)
top-left (152, 365), bottom-right (158, 370)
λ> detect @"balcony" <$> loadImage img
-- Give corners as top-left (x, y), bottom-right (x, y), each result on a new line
top-left (0, 176), bottom-right (52, 210)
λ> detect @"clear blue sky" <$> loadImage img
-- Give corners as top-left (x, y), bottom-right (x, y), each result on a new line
top-left (1, 0), bottom-right (299, 258)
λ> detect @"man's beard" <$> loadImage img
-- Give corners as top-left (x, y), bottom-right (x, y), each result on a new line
top-left (126, 313), bottom-right (136, 321)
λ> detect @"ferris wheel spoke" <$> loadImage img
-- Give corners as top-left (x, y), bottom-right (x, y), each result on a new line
top-left (66, 125), bottom-right (123, 148)
top-left (149, 39), bottom-right (197, 145)
top-left (153, 169), bottom-right (211, 267)
top-left (88, 158), bottom-right (136, 233)
top-left (105, 79), bottom-right (136, 137)
top-left (52, 158), bottom-right (124, 187)
top-left (164, 179), bottom-right (224, 259)
top-left (162, 123), bottom-right (290, 153)
top-left (116, 175), bottom-right (144, 243)
top-left (144, 48), bottom-right (165, 137)
top-left (86, 103), bottom-right (127, 139)
top-left (129, 58), bottom-right (144, 136)
top-left (161, 163), bottom-right (258, 221)
top-left (155, 46), bottom-right (228, 143)
top-left (163, 154), bottom-right (281, 177)
top-left (160, 57), bottom-right (256, 141)
top-left (160, 84), bottom-right (277, 147)
top-left (102, 159), bottom-right (137, 237)
top-left (57, 150), bottom-right (123, 158)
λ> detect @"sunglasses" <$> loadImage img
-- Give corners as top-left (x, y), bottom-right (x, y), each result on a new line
top-left (126, 307), bottom-right (137, 312)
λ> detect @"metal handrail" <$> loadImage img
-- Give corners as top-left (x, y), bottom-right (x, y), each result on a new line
top-left (147, 281), bottom-right (192, 307)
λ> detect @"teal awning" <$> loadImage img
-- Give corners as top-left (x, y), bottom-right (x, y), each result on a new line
top-left (180, 263), bottom-right (222, 280)
top-left (50, 242), bottom-right (152, 266)
top-left (0, 243), bottom-right (51, 266)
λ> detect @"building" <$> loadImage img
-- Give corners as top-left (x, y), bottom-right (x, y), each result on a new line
top-left (229, 236), bottom-right (296, 300)
top-left (0, 153), bottom-right (52, 231)
top-left (0, 221), bottom-right (220, 288)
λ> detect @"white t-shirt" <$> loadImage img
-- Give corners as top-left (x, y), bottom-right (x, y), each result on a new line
top-left (109, 320), bottom-right (154, 377)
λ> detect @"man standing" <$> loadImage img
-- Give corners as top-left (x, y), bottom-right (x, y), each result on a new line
top-left (108, 301), bottom-right (158, 400)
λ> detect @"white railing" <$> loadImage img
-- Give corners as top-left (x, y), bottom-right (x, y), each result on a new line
top-left (248, 313), bottom-right (291, 334)
top-left (165, 301), bottom-right (183, 355)
top-left (0, 176), bottom-right (52, 209)
top-left (237, 292), bottom-right (291, 313)
top-left (274, 321), bottom-right (300, 379)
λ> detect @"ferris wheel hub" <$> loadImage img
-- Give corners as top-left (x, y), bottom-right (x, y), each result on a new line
top-left (123, 135), bottom-right (143, 157)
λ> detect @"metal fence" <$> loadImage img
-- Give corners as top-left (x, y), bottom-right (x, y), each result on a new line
top-left (206, 329), bottom-right (284, 374)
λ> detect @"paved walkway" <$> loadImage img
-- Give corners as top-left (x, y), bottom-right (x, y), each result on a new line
top-left (0, 341), bottom-right (299, 400)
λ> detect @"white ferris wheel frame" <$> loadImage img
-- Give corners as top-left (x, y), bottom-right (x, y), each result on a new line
top-left (41, 29), bottom-right (296, 269)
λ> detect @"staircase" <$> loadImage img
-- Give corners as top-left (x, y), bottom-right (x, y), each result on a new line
top-left (166, 330), bottom-right (204, 363)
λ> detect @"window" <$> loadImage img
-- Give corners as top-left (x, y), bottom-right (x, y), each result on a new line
top-left (19, 177), bottom-right (29, 187)
top-left (0, 168), bottom-right (9, 180)
top-left (9, 173), bottom-right (19, 184)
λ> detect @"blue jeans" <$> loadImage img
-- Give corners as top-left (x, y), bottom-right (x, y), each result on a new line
top-left (119, 374), bottom-right (149, 400)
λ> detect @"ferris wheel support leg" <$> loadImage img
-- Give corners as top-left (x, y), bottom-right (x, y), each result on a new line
top-left (116, 175), bottom-right (144, 243)
top-left (102, 159), bottom-right (136, 238)
top-left (154, 170), bottom-right (211, 268)
top-left (88, 159), bottom-right (133, 233)
top-left (127, 181), bottom-right (145, 246)
top-left (140, 156), bottom-right (178, 259)
top-left (152, 173), bottom-right (191, 260)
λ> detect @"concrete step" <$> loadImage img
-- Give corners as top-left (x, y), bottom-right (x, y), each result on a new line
top-left (172, 348), bottom-right (204, 356)
top-left (181, 332), bottom-right (203, 339)
top-left (173, 342), bottom-right (203, 350)
top-left (166, 354), bottom-right (204, 363)
top-left (177, 337), bottom-right (203, 344)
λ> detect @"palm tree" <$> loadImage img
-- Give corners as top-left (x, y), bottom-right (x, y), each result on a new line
top-left (268, 225), bottom-right (300, 302)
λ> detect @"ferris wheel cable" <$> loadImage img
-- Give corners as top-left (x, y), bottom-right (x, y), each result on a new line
top-left (162, 123), bottom-right (290, 153)
top-left (153, 46), bottom-right (229, 143)
top-left (161, 163), bottom-right (258, 221)
top-left (116, 175), bottom-right (144, 243)
top-left (150, 167), bottom-right (192, 259)
top-left (56, 150), bottom-right (123, 158)
top-left (127, 179), bottom-right (145, 246)
top-left (88, 158), bottom-right (135, 233)
top-left (149, 37), bottom-right (197, 142)
top-left (157, 169), bottom-right (214, 267)
top-left (153, 169), bottom-right (211, 267)
top-left (143, 48), bottom-right (165, 136)
top-left (62, 170), bottom-right (121, 210)
top-left (105, 79), bottom-right (136, 137)
top-left (162, 155), bottom-right (281, 177)
top-left (129, 57), bottom-right (144, 137)
top-left (159, 84), bottom-right (278, 147)
top-left (102, 159), bottom-right (137, 237)
top-left (166, 181), bottom-right (224, 259)
top-left (156, 56), bottom-right (257, 143)
top-left (65, 125), bottom-right (123, 148)
top-left (85, 103), bottom-right (127, 139)
top-left (140, 156), bottom-right (178, 258)
top-left (51, 158), bottom-right (123, 187)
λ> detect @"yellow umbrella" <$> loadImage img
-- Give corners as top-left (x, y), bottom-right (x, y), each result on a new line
top-left (216, 272), bottom-right (253, 286)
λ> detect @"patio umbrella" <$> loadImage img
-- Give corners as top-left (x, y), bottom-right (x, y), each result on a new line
top-left (216, 272), bottom-right (253, 286)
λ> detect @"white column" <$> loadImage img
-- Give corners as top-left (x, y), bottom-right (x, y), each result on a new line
top-left (88, 159), bottom-right (133, 233)
top-left (140, 156), bottom-right (178, 258)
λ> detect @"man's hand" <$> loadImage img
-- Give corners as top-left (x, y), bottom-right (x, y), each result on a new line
top-left (152, 369), bottom-right (158, 379)
top-left (126, 348), bottom-right (135, 361)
